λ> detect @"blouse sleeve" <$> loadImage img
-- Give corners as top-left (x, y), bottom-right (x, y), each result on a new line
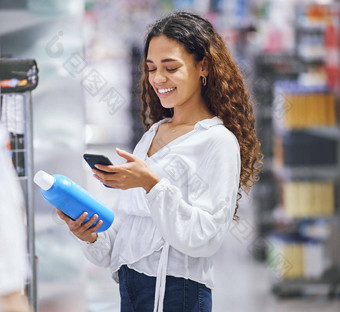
top-left (145, 131), bottom-right (241, 258)
top-left (74, 191), bottom-right (127, 267)
top-left (75, 223), bottom-right (118, 268)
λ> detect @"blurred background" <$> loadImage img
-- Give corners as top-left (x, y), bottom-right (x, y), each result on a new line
top-left (0, 0), bottom-right (340, 311)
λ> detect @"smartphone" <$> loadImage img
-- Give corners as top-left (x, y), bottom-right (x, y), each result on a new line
top-left (83, 154), bottom-right (115, 188)
top-left (83, 154), bottom-right (114, 172)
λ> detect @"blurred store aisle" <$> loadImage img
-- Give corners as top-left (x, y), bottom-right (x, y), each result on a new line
top-left (213, 194), bottom-right (340, 312)
top-left (1, 1), bottom-right (339, 311)
top-left (215, 248), bottom-right (340, 312)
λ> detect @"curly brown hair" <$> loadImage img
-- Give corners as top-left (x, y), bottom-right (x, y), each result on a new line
top-left (139, 11), bottom-right (263, 221)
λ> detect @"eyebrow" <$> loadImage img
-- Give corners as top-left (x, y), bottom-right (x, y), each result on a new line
top-left (146, 58), bottom-right (179, 63)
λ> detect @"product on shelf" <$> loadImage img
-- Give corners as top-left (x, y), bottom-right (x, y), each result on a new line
top-left (295, 2), bottom-right (339, 92)
top-left (283, 181), bottom-right (334, 218)
top-left (268, 234), bottom-right (327, 280)
top-left (324, 21), bottom-right (339, 92)
top-left (273, 81), bottom-right (337, 130)
top-left (274, 130), bottom-right (337, 167)
top-left (297, 3), bottom-right (329, 27)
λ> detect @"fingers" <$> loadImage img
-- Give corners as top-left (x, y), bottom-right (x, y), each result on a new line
top-left (94, 164), bottom-right (126, 174)
top-left (92, 169), bottom-right (120, 188)
top-left (74, 212), bottom-right (89, 227)
top-left (115, 147), bottom-right (135, 162)
top-left (56, 209), bottom-right (103, 233)
top-left (80, 214), bottom-right (103, 234)
top-left (81, 214), bottom-right (98, 230)
top-left (94, 164), bottom-right (117, 173)
top-left (85, 218), bottom-right (103, 233)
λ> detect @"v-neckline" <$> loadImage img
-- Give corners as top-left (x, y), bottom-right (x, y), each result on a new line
top-left (146, 119), bottom-right (196, 159)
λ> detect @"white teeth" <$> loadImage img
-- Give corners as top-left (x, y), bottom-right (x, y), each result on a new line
top-left (158, 87), bottom-right (175, 94)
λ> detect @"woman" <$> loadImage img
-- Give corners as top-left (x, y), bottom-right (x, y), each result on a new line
top-left (57, 11), bottom-right (263, 312)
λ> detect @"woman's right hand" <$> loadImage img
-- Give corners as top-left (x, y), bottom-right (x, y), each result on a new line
top-left (56, 209), bottom-right (103, 243)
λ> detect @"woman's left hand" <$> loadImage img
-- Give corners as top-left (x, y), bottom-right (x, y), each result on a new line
top-left (92, 148), bottom-right (161, 193)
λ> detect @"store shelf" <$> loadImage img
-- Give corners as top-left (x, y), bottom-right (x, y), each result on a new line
top-left (249, 1), bottom-right (340, 299)
top-left (272, 164), bottom-right (339, 181)
top-left (304, 126), bottom-right (340, 140)
top-left (272, 275), bottom-right (340, 298)
top-left (296, 22), bottom-right (327, 32)
top-left (268, 215), bottom-right (338, 237)
top-left (274, 124), bottom-right (340, 140)
top-left (297, 55), bottom-right (325, 63)
top-left (297, 56), bottom-right (326, 64)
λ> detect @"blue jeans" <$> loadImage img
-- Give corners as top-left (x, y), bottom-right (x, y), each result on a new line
top-left (118, 265), bottom-right (212, 312)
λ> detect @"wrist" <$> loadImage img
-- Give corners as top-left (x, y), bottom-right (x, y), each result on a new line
top-left (144, 172), bottom-right (161, 193)
top-left (85, 233), bottom-right (98, 243)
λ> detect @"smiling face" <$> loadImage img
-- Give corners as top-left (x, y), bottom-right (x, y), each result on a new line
top-left (146, 35), bottom-right (208, 111)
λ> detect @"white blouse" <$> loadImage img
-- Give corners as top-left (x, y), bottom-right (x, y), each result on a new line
top-left (77, 116), bottom-right (241, 312)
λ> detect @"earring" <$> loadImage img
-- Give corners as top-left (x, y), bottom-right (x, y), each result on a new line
top-left (202, 76), bottom-right (207, 86)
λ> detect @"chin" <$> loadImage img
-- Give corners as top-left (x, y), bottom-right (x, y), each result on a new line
top-left (159, 101), bottom-right (175, 110)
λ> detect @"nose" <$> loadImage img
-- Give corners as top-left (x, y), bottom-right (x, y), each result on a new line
top-left (153, 70), bottom-right (167, 84)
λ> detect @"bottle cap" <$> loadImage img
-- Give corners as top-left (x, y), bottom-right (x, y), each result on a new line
top-left (34, 170), bottom-right (55, 190)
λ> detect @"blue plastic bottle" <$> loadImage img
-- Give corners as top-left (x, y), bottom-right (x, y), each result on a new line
top-left (34, 170), bottom-right (114, 232)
